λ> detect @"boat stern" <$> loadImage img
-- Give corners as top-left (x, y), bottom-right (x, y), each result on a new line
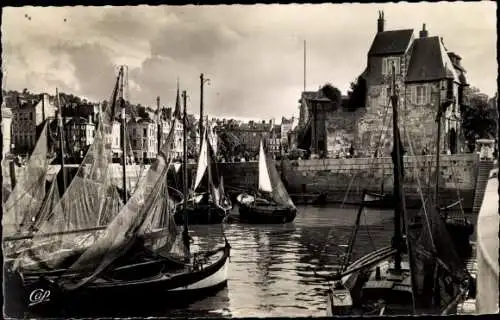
top-left (326, 282), bottom-right (353, 316)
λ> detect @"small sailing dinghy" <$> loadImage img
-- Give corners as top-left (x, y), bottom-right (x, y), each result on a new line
top-left (236, 140), bottom-right (297, 224)
top-left (3, 88), bottom-right (231, 316)
top-left (326, 65), bottom-right (472, 316)
top-left (175, 126), bottom-right (232, 225)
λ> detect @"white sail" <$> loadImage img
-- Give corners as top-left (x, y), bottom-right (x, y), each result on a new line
top-left (193, 129), bottom-right (208, 191)
top-left (258, 140), bottom-right (273, 193)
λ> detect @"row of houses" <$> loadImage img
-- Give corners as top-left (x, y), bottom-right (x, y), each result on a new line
top-left (213, 116), bottom-right (298, 158)
top-left (1, 93), bottom-right (219, 163)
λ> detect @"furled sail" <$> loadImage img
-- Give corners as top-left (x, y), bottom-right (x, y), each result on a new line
top-left (2, 122), bottom-right (50, 237)
top-left (406, 192), bottom-right (469, 313)
top-left (57, 118), bottom-right (180, 290)
top-left (258, 140), bottom-right (273, 193)
top-left (193, 129), bottom-right (209, 191)
top-left (265, 146), bottom-right (295, 208)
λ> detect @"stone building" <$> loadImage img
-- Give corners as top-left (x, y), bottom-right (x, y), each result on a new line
top-left (128, 117), bottom-right (158, 162)
top-left (359, 12), bottom-right (468, 155)
top-left (1, 102), bottom-right (12, 157)
top-left (11, 93), bottom-right (56, 154)
top-left (298, 11), bottom-right (469, 158)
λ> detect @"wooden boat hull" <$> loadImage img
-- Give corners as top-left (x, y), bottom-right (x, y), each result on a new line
top-left (5, 243), bottom-right (231, 316)
top-left (238, 201), bottom-right (297, 224)
top-left (174, 203), bottom-right (230, 225)
top-left (445, 217), bottom-right (474, 258)
top-left (326, 246), bottom-right (469, 316)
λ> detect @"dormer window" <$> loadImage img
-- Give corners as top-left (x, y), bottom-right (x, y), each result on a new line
top-left (382, 57), bottom-right (401, 76)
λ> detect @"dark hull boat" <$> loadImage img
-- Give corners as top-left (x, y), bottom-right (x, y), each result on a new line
top-left (4, 80), bottom-right (231, 317)
top-left (236, 140), bottom-right (297, 224)
top-left (365, 193), bottom-right (473, 258)
top-left (175, 127), bottom-right (232, 225)
top-left (174, 192), bottom-right (231, 225)
top-left (237, 195), bottom-right (297, 224)
top-left (5, 240), bottom-right (230, 315)
top-left (326, 65), bottom-right (471, 316)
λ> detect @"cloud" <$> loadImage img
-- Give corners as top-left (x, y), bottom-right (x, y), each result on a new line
top-left (2, 3), bottom-right (496, 121)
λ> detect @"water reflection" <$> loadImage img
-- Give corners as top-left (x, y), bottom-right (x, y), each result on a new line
top-left (183, 204), bottom-right (395, 318)
top-left (21, 205), bottom-right (396, 318)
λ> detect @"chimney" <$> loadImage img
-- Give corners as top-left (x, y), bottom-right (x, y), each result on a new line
top-left (377, 10), bottom-right (385, 33)
top-left (419, 23), bottom-right (428, 38)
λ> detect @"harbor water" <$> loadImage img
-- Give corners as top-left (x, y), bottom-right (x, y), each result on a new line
top-left (28, 204), bottom-right (395, 318)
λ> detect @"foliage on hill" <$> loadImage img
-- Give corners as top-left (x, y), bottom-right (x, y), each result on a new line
top-left (460, 88), bottom-right (498, 152)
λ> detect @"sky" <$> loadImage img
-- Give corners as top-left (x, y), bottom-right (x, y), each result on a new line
top-left (2, 2), bottom-right (497, 122)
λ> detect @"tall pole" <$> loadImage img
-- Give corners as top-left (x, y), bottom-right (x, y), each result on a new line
top-left (182, 90), bottom-right (190, 260)
top-left (435, 86), bottom-right (442, 208)
top-left (157, 96), bottom-right (161, 154)
top-left (200, 73), bottom-right (204, 153)
top-left (390, 63), bottom-right (402, 271)
top-left (56, 88), bottom-right (67, 193)
top-left (119, 66), bottom-right (127, 203)
top-left (303, 40), bottom-right (306, 92)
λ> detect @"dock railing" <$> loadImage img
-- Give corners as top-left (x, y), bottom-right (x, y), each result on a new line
top-left (475, 168), bottom-right (499, 314)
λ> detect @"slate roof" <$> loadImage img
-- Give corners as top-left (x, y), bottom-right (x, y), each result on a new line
top-left (368, 29), bottom-right (414, 56)
top-left (405, 36), bottom-right (458, 83)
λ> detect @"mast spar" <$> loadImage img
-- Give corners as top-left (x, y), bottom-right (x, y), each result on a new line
top-left (182, 89), bottom-right (190, 260)
top-left (119, 66), bottom-right (128, 203)
top-left (390, 62), bottom-right (403, 271)
top-left (56, 88), bottom-right (67, 193)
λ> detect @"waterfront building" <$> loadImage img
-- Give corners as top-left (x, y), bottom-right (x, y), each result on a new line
top-left (11, 93), bottom-right (56, 155)
top-left (298, 11), bottom-right (469, 158)
top-left (2, 101), bottom-right (12, 157)
top-left (128, 117), bottom-right (158, 162)
top-left (280, 116), bottom-right (295, 153)
top-left (238, 120), bottom-right (273, 154)
top-left (64, 116), bottom-right (96, 158)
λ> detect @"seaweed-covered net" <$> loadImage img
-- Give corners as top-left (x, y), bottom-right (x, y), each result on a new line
top-left (2, 123), bottom-right (50, 237)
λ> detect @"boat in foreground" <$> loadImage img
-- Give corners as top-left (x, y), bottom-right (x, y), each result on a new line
top-left (237, 140), bottom-right (297, 224)
top-left (326, 66), bottom-right (472, 316)
top-left (4, 84), bottom-right (230, 317)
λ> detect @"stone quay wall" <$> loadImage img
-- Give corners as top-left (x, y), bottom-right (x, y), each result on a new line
top-left (200, 153), bottom-right (479, 211)
top-left (6, 154), bottom-right (477, 211)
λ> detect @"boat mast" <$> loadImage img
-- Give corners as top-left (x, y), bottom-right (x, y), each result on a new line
top-left (434, 82), bottom-right (444, 214)
top-left (182, 90), bottom-right (190, 255)
top-left (206, 120), bottom-right (212, 218)
top-left (390, 63), bottom-right (403, 271)
top-left (157, 96), bottom-right (161, 155)
top-left (119, 66), bottom-right (127, 203)
top-left (56, 88), bottom-right (67, 193)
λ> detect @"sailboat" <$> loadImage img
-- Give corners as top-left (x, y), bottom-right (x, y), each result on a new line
top-left (325, 64), bottom-right (472, 316)
top-left (3, 87), bottom-right (230, 316)
top-left (174, 125), bottom-right (232, 225)
top-left (236, 139), bottom-right (297, 224)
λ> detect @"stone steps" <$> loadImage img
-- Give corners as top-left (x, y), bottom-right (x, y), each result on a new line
top-left (472, 161), bottom-right (494, 214)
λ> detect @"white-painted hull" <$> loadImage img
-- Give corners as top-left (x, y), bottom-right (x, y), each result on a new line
top-left (168, 256), bottom-right (229, 292)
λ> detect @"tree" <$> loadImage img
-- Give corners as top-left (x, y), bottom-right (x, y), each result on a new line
top-left (460, 91), bottom-right (498, 152)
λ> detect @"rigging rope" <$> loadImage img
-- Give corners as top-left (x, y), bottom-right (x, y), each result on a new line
top-left (319, 94), bottom-right (393, 272)
top-left (401, 110), bottom-right (436, 252)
